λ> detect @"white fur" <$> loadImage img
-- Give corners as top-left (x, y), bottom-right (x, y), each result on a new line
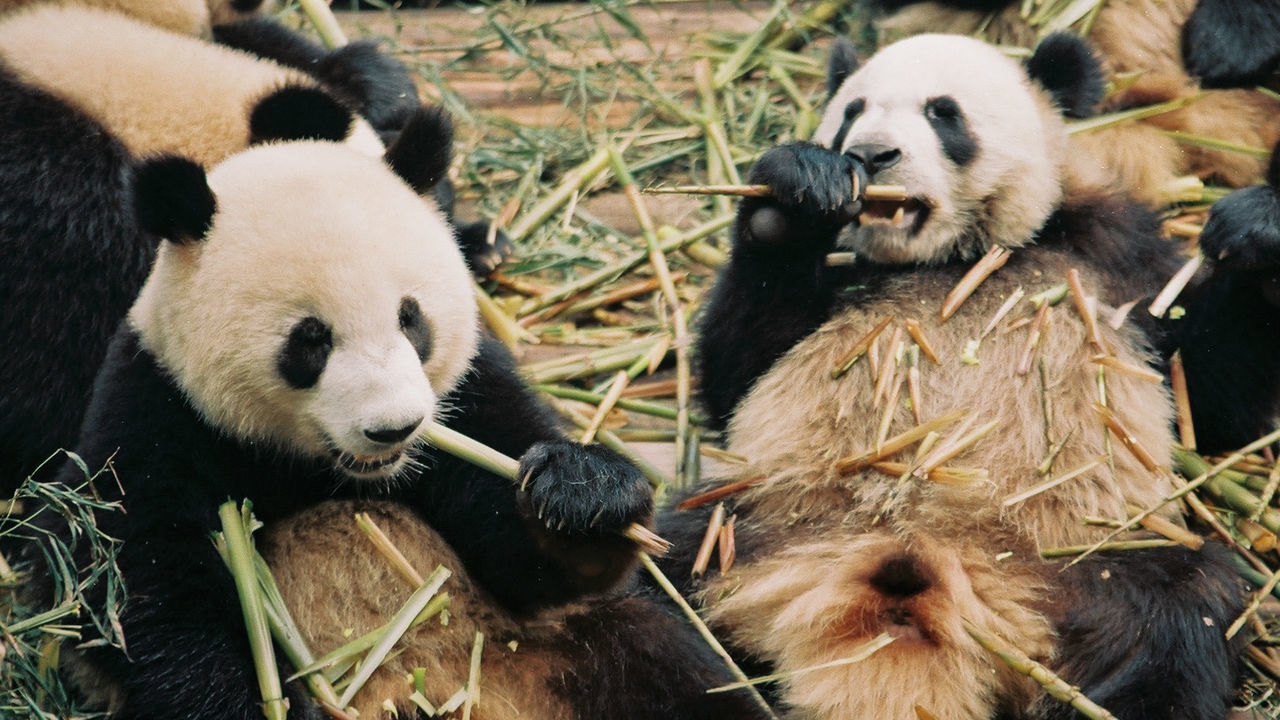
top-left (813, 34), bottom-right (1065, 265)
top-left (129, 142), bottom-right (479, 479)
top-left (0, 5), bottom-right (383, 167)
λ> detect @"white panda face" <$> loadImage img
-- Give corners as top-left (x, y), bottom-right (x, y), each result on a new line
top-left (130, 142), bottom-right (479, 482)
top-left (813, 34), bottom-right (1067, 265)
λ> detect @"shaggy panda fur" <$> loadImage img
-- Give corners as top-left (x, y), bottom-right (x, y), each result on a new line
top-left (0, 4), bottom-right (500, 494)
top-left (0, 0), bottom-right (270, 36)
top-left (862, 0), bottom-right (1280, 207)
top-left (26, 110), bottom-right (766, 720)
top-left (657, 33), bottom-right (1278, 719)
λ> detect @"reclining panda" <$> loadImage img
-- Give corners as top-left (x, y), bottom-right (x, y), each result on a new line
top-left (661, 32), bottom-right (1280, 720)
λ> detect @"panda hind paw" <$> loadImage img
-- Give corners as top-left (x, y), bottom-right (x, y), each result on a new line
top-left (455, 220), bottom-right (514, 279)
top-left (517, 440), bottom-right (654, 537)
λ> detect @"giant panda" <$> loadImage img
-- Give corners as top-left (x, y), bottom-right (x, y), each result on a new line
top-left (0, 3), bottom-right (500, 495)
top-left (859, 0), bottom-right (1280, 207)
top-left (26, 106), bottom-right (768, 720)
top-left (656, 32), bottom-right (1280, 719)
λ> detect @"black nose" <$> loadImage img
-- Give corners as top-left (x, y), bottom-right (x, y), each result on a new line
top-left (364, 418), bottom-right (423, 444)
top-left (844, 144), bottom-right (902, 176)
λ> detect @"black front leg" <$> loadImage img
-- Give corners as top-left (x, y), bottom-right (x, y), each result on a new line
top-left (698, 141), bottom-right (866, 426)
top-left (417, 336), bottom-right (652, 615)
top-left (1173, 155), bottom-right (1280, 452)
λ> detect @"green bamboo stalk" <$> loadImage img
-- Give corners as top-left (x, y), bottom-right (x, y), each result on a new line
top-left (707, 634), bottom-right (895, 693)
top-left (534, 384), bottom-right (706, 424)
top-left (712, 1), bottom-right (788, 88)
top-left (1066, 95), bottom-right (1202, 135)
top-left (1176, 449), bottom-right (1280, 534)
top-left (337, 566), bottom-right (452, 707)
top-left (217, 501), bottom-right (287, 720)
top-left (1040, 539), bottom-right (1178, 558)
top-left (297, 0), bottom-right (348, 49)
top-left (251, 553), bottom-right (345, 711)
top-left (506, 148), bottom-right (612, 244)
top-left (289, 594), bottom-right (451, 681)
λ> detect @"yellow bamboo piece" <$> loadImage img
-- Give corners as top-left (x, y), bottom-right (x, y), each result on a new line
top-left (940, 246), bottom-right (1011, 322)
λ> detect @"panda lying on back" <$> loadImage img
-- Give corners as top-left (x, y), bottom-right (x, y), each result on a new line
top-left (27, 109), bottom-right (765, 720)
top-left (660, 33), bottom-right (1280, 719)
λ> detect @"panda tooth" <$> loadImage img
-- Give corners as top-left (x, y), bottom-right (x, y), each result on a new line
top-left (892, 206), bottom-right (905, 227)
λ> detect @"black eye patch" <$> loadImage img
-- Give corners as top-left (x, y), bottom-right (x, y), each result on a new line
top-left (830, 98), bottom-right (865, 151)
top-left (399, 296), bottom-right (432, 363)
top-left (277, 316), bottom-right (332, 389)
top-left (924, 95), bottom-right (978, 167)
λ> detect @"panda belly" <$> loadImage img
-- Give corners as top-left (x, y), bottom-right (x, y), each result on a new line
top-left (697, 254), bottom-right (1179, 719)
top-left (261, 500), bottom-right (574, 720)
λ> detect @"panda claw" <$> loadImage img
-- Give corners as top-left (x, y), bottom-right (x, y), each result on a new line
top-left (519, 469), bottom-right (534, 492)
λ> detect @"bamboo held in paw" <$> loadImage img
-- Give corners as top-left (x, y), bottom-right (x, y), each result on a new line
top-left (642, 182), bottom-right (908, 202)
top-left (421, 421), bottom-right (670, 555)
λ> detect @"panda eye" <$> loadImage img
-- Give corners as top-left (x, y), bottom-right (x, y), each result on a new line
top-left (398, 296), bottom-right (432, 363)
top-left (277, 316), bottom-right (332, 390)
top-left (924, 96), bottom-right (963, 123)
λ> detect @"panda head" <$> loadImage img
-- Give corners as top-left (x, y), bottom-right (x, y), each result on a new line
top-left (813, 33), bottom-right (1103, 265)
top-left (128, 108), bottom-right (478, 481)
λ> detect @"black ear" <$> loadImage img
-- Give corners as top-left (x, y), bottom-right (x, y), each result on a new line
top-left (1025, 32), bottom-right (1104, 118)
top-left (134, 156), bottom-right (217, 243)
top-left (827, 38), bottom-right (860, 97)
top-left (383, 105), bottom-right (453, 195)
top-left (249, 85), bottom-right (354, 145)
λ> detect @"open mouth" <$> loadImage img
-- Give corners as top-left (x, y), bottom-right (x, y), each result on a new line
top-left (858, 197), bottom-right (930, 232)
top-left (331, 448), bottom-right (404, 476)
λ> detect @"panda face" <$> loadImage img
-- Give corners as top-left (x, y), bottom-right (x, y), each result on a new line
top-left (813, 34), bottom-right (1067, 265)
top-left (130, 142), bottom-right (479, 481)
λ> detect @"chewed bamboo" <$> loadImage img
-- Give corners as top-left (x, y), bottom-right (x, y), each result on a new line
top-left (691, 503), bottom-right (726, 577)
top-left (940, 246), bottom-right (1011, 322)
top-left (642, 183), bottom-right (908, 202)
top-left (1148, 254), bottom-right (1204, 318)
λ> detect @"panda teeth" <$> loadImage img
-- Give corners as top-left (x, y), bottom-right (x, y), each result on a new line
top-left (336, 450), bottom-right (404, 474)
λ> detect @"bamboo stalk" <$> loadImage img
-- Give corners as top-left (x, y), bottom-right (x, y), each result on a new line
top-left (963, 617), bottom-right (1118, 720)
top-left (297, 0), bottom-right (348, 48)
top-left (870, 461), bottom-right (988, 485)
top-left (1066, 269), bottom-right (1106, 350)
top-left (639, 554), bottom-right (779, 719)
top-left (940, 246), bottom-right (1011, 322)
top-left (535, 384), bottom-right (703, 424)
top-left (1016, 302), bottom-right (1051, 376)
top-left (906, 347), bottom-right (923, 426)
top-left (1148, 254), bottom-right (1203, 318)
top-left (506, 148), bottom-right (611, 244)
top-left (872, 327), bottom-right (905, 410)
top-left (421, 421), bottom-right (667, 554)
top-left (706, 633), bottom-right (896, 693)
top-left (1003, 457), bottom-right (1104, 507)
top-left (337, 567), bottom-right (452, 707)
top-left (1126, 503), bottom-right (1204, 550)
top-left (290, 595), bottom-right (451, 681)
top-left (691, 503), bottom-right (727, 577)
top-left (1091, 403), bottom-right (1164, 474)
top-left (835, 409), bottom-right (968, 476)
top-left (1255, 459), bottom-right (1280, 523)
top-left (1226, 565), bottom-right (1280, 640)
top-left (980, 287), bottom-right (1025, 340)
top-left (217, 501), bottom-right (288, 720)
top-left (354, 512), bottom-right (423, 587)
top-left (675, 475), bottom-right (766, 511)
top-left (461, 631), bottom-right (484, 720)
top-left (1090, 355), bottom-right (1164, 384)
top-left (580, 371), bottom-right (630, 444)
top-left (831, 315), bottom-right (895, 379)
top-left (718, 514), bottom-right (737, 573)
top-left (913, 418), bottom-right (1000, 479)
top-left (641, 183), bottom-right (908, 202)
top-left (903, 320), bottom-right (940, 365)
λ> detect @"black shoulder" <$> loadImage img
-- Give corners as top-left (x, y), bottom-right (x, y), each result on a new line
top-left (1183, 0), bottom-right (1280, 88)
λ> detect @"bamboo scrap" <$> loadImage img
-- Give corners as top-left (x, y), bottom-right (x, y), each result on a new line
top-left (1066, 269), bottom-right (1106, 351)
top-left (692, 503), bottom-right (727, 577)
top-left (940, 246), bottom-right (1011, 322)
top-left (832, 315), bottom-right (895, 379)
top-left (642, 183), bottom-right (909, 202)
top-left (1148, 254), bottom-right (1204, 318)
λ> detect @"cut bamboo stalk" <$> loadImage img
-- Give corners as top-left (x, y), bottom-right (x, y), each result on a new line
top-left (940, 246), bottom-right (1011, 322)
top-left (675, 475), bottom-right (766, 510)
top-left (580, 371), bottom-right (630, 444)
top-left (1148, 254), bottom-right (1203, 318)
top-left (903, 319), bottom-right (940, 365)
top-left (461, 631), bottom-right (484, 720)
top-left (980, 287), bottom-right (1025, 340)
top-left (1089, 355), bottom-right (1164, 384)
top-left (1254, 459), bottom-right (1280, 523)
top-left (1226, 565), bottom-right (1280, 640)
top-left (475, 282), bottom-right (538, 348)
top-left (905, 346), bottom-right (923, 426)
top-left (874, 363), bottom-right (906, 450)
top-left (691, 503), bottom-right (726, 577)
top-left (1236, 517), bottom-right (1277, 553)
top-left (1066, 269), bottom-right (1106, 350)
top-left (706, 633), bottom-right (896, 694)
top-left (1016, 302), bottom-right (1051, 375)
top-left (421, 421), bottom-right (668, 554)
top-left (506, 148), bottom-right (612, 244)
top-left (913, 418), bottom-right (1000, 479)
top-left (1126, 503), bottom-right (1204, 550)
top-left (640, 554), bottom-right (779, 719)
top-left (835, 409), bottom-right (968, 476)
top-left (1003, 457), bottom-right (1104, 507)
top-left (1092, 403), bottom-right (1164, 474)
top-left (871, 326), bottom-right (905, 410)
top-left (297, 0), bottom-right (347, 48)
top-left (831, 315), bottom-right (895, 379)
top-left (870, 461), bottom-right (988, 485)
top-left (718, 514), bottom-right (737, 573)
top-left (641, 183), bottom-right (907, 202)
top-left (354, 512), bottom-right (424, 588)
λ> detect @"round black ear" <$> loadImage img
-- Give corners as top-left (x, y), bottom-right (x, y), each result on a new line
top-left (249, 85), bottom-right (354, 145)
top-left (383, 105), bottom-right (453, 195)
top-left (827, 38), bottom-right (860, 98)
top-left (134, 156), bottom-right (217, 243)
top-left (1025, 32), bottom-right (1105, 119)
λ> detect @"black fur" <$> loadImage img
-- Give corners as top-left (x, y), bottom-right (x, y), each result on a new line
top-left (828, 98), bottom-right (865, 152)
top-left (1036, 543), bottom-right (1244, 720)
top-left (1183, 0), bottom-right (1280, 88)
top-left (26, 326), bottom-right (669, 719)
top-left (134, 156), bottom-right (217, 242)
top-left (248, 85), bottom-right (354, 145)
top-left (276, 317), bottom-right (333, 390)
top-left (1025, 32), bottom-right (1105, 119)
top-left (923, 96), bottom-right (978, 166)
top-left (0, 66), bottom-right (156, 493)
top-left (384, 105), bottom-right (453, 195)
top-left (213, 17), bottom-right (419, 135)
top-left (826, 37), bottom-right (860, 98)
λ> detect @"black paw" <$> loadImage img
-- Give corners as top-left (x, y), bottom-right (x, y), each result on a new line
top-left (456, 221), bottom-right (514, 278)
top-left (742, 142), bottom-right (866, 246)
top-left (1182, 0), bottom-right (1280, 88)
top-left (1198, 184), bottom-right (1280, 271)
top-left (284, 680), bottom-right (328, 720)
top-left (517, 440), bottom-right (653, 536)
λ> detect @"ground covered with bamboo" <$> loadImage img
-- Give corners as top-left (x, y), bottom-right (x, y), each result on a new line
top-left (3, 0), bottom-right (1280, 717)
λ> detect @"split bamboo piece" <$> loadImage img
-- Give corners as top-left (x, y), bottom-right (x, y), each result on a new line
top-left (940, 246), bottom-right (1011, 322)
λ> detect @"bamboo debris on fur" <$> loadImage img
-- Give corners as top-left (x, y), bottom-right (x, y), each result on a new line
top-left (1126, 503), bottom-right (1205, 550)
top-left (705, 633), bottom-right (896, 694)
top-left (1089, 354), bottom-right (1164, 384)
top-left (674, 475), bottom-right (766, 511)
top-left (1065, 269), bottom-right (1106, 351)
top-left (962, 617), bottom-right (1119, 720)
top-left (831, 315), bottom-right (895, 379)
top-left (869, 461), bottom-right (988, 485)
top-left (835, 408), bottom-right (969, 475)
top-left (691, 503), bottom-right (726, 577)
top-left (718, 514), bottom-right (737, 573)
top-left (354, 512), bottom-right (424, 587)
top-left (1148, 254), bottom-right (1204, 318)
top-left (940, 246), bottom-right (1011, 322)
top-left (639, 554), bottom-right (779, 719)
top-left (1016, 302), bottom-right (1051, 376)
top-left (913, 418), bottom-right (1000, 479)
top-left (903, 319), bottom-right (940, 365)
top-left (1002, 457), bottom-right (1104, 507)
top-left (1092, 403), bottom-right (1164, 474)
top-left (421, 421), bottom-right (670, 555)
